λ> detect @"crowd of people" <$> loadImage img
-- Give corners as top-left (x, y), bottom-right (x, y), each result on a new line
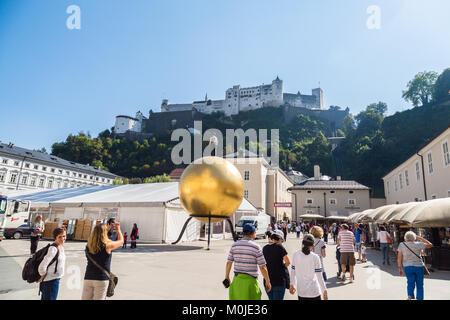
top-left (226, 219), bottom-right (433, 301)
top-left (27, 214), bottom-right (433, 301)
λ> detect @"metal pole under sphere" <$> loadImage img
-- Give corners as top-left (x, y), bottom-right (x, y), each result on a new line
top-left (207, 215), bottom-right (212, 250)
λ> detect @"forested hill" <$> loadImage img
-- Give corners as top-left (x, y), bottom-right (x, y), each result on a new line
top-left (51, 68), bottom-right (450, 194)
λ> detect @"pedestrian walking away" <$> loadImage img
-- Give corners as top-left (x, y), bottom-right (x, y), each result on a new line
top-left (225, 223), bottom-right (271, 300)
top-left (354, 223), bottom-right (363, 262)
top-left (337, 224), bottom-right (356, 283)
top-left (82, 222), bottom-right (124, 300)
top-left (377, 226), bottom-right (391, 265)
top-left (289, 234), bottom-right (328, 300)
top-left (262, 230), bottom-right (290, 300)
top-left (30, 215), bottom-right (45, 255)
top-left (131, 223), bottom-right (139, 249)
top-left (311, 226), bottom-right (327, 281)
top-left (397, 231), bottom-right (433, 300)
top-left (37, 227), bottom-right (67, 300)
top-left (295, 225), bottom-right (301, 238)
top-left (123, 232), bottom-right (128, 249)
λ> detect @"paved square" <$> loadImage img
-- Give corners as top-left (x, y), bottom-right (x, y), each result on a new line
top-left (1, 233), bottom-right (449, 300)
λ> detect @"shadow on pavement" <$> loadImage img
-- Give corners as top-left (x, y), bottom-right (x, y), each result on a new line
top-left (116, 244), bottom-right (203, 253)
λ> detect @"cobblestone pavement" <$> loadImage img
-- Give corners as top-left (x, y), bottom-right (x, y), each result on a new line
top-left (1, 233), bottom-right (449, 300)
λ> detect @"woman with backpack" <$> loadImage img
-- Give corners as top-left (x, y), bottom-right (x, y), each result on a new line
top-left (82, 222), bottom-right (123, 300)
top-left (311, 226), bottom-right (327, 281)
top-left (37, 227), bottom-right (66, 300)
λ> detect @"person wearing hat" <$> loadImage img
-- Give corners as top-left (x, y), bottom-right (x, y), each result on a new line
top-left (289, 234), bottom-right (328, 300)
top-left (262, 229), bottom-right (290, 300)
top-left (225, 223), bottom-right (272, 300)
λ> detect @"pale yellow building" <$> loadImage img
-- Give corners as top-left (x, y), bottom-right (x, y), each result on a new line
top-left (288, 165), bottom-right (371, 221)
top-left (382, 126), bottom-right (450, 204)
top-left (226, 152), bottom-right (294, 221)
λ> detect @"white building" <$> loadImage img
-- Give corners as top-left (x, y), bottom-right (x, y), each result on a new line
top-left (114, 111), bottom-right (147, 134)
top-left (161, 76), bottom-right (324, 117)
top-left (382, 126), bottom-right (450, 204)
top-left (0, 142), bottom-right (119, 192)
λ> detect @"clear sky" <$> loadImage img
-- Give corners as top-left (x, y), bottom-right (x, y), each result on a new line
top-left (1, 0), bottom-right (449, 152)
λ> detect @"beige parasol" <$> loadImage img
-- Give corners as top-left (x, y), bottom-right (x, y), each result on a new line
top-left (387, 198), bottom-right (450, 227)
top-left (359, 204), bottom-right (397, 223)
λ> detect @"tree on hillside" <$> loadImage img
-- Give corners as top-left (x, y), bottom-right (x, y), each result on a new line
top-left (366, 101), bottom-right (387, 115)
top-left (402, 71), bottom-right (438, 107)
top-left (433, 68), bottom-right (450, 103)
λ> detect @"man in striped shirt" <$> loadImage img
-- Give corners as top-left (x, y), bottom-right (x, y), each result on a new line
top-left (337, 224), bottom-right (356, 283)
top-left (225, 223), bottom-right (272, 300)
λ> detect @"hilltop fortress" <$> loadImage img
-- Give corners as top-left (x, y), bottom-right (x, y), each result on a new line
top-left (114, 77), bottom-right (348, 137)
top-left (161, 76), bottom-right (323, 116)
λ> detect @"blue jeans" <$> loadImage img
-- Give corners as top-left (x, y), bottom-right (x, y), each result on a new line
top-left (380, 243), bottom-right (390, 264)
top-left (404, 266), bottom-right (424, 300)
top-left (40, 279), bottom-right (60, 300)
top-left (265, 281), bottom-right (286, 300)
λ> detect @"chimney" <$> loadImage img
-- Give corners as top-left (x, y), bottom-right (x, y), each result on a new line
top-left (314, 165), bottom-right (320, 180)
top-left (337, 176), bottom-right (341, 181)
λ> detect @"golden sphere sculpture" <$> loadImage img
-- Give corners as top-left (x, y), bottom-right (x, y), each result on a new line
top-left (179, 156), bottom-right (244, 222)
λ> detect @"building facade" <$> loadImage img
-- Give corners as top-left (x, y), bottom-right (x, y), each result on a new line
top-left (288, 166), bottom-right (371, 221)
top-left (382, 126), bottom-right (450, 204)
top-left (225, 152), bottom-right (294, 221)
top-left (0, 142), bottom-right (119, 192)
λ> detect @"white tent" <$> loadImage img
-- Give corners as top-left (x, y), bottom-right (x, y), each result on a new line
top-left (9, 183), bottom-right (259, 243)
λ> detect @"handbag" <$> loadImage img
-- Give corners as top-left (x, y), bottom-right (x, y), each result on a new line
top-left (402, 242), bottom-right (430, 276)
top-left (86, 250), bottom-right (118, 297)
top-left (386, 233), bottom-right (392, 245)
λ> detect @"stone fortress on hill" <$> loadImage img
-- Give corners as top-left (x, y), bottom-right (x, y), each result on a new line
top-left (114, 76), bottom-right (349, 137)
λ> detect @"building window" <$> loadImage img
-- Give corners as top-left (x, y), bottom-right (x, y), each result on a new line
top-left (30, 177), bottom-right (36, 186)
top-left (21, 175), bottom-right (28, 185)
top-left (386, 181), bottom-right (390, 195)
top-left (394, 179), bottom-right (398, 192)
top-left (78, 173), bottom-right (82, 178)
top-left (443, 141), bottom-right (450, 167)
top-left (84, 175), bottom-right (87, 179)
top-left (349, 190), bottom-right (354, 194)
top-left (2, 159), bottom-right (7, 164)
top-left (25, 163), bottom-right (30, 168)
top-left (64, 182), bottom-right (68, 188)
top-left (50, 168), bottom-right (55, 173)
top-left (427, 152), bottom-right (433, 174)
top-left (307, 190), bottom-right (312, 194)
top-left (399, 173), bottom-right (403, 189)
top-left (39, 178), bottom-right (45, 187)
top-left (306, 199), bottom-right (313, 204)
top-left (14, 161), bottom-right (19, 166)
top-left (330, 190), bottom-right (335, 194)
top-left (431, 195), bottom-right (437, 199)
top-left (244, 171), bottom-right (249, 180)
top-left (306, 210), bottom-right (313, 214)
top-left (34, 165), bottom-right (39, 170)
top-left (329, 199), bottom-right (336, 205)
top-left (47, 180), bottom-right (53, 188)
top-left (244, 190), bottom-right (249, 199)
top-left (9, 173), bottom-right (17, 184)
top-left (415, 162), bottom-right (420, 181)
top-left (349, 199), bottom-right (356, 205)
top-left (405, 170), bottom-right (409, 186)
top-left (0, 171), bottom-right (6, 182)
top-left (59, 169), bottom-right (63, 174)
top-left (66, 171), bottom-right (70, 175)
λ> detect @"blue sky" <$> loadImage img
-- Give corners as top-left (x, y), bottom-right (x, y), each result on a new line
top-left (0, 0), bottom-right (449, 152)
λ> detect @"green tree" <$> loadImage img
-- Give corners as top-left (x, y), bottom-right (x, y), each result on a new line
top-left (367, 102), bottom-right (387, 115)
top-left (433, 68), bottom-right (450, 103)
top-left (402, 71), bottom-right (438, 106)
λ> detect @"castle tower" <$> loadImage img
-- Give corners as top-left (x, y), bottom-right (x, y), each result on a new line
top-left (271, 76), bottom-right (284, 106)
top-left (161, 99), bottom-right (169, 112)
top-left (312, 88), bottom-right (323, 109)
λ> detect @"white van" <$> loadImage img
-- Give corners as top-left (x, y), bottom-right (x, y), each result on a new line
top-left (235, 214), bottom-right (272, 239)
top-left (0, 197), bottom-right (31, 240)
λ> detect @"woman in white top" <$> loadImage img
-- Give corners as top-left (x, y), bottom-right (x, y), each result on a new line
top-left (37, 227), bottom-right (66, 300)
top-left (377, 226), bottom-right (391, 265)
top-left (289, 234), bottom-right (328, 300)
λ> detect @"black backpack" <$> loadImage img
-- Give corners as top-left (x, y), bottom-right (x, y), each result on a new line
top-left (22, 243), bottom-right (59, 283)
